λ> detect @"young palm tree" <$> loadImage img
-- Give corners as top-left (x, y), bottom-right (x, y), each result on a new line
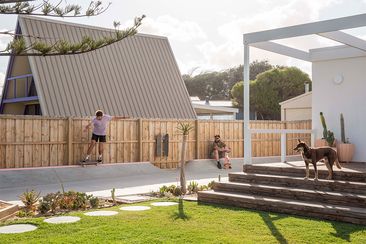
top-left (177, 122), bottom-right (194, 194)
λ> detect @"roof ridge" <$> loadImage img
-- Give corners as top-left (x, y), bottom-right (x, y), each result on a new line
top-left (18, 15), bottom-right (167, 40)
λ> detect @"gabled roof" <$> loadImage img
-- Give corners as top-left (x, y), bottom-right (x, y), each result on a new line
top-left (279, 91), bottom-right (312, 106)
top-left (17, 15), bottom-right (196, 119)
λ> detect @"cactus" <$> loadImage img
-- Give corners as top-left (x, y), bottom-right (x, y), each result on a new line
top-left (340, 113), bottom-right (346, 143)
top-left (320, 112), bottom-right (327, 139)
top-left (325, 130), bottom-right (335, 147)
top-left (320, 112), bottom-right (335, 146)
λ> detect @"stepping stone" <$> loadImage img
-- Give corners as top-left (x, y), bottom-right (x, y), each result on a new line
top-left (120, 206), bottom-right (151, 211)
top-left (0, 224), bottom-right (37, 234)
top-left (44, 216), bottom-right (80, 224)
top-left (84, 211), bottom-right (118, 216)
top-left (116, 195), bottom-right (151, 203)
top-left (151, 202), bottom-right (178, 206)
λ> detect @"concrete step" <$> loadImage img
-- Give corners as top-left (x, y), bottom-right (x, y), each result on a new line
top-left (214, 182), bottom-right (366, 208)
top-left (229, 172), bottom-right (366, 194)
top-left (198, 190), bottom-right (366, 225)
top-left (243, 165), bottom-right (366, 182)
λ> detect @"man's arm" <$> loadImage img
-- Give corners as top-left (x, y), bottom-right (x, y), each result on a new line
top-left (84, 121), bottom-right (93, 132)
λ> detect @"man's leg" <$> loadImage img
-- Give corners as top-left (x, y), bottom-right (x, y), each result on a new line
top-left (98, 142), bottom-right (104, 162)
top-left (84, 140), bottom-right (96, 161)
top-left (213, 149), bottom-right (222, 169)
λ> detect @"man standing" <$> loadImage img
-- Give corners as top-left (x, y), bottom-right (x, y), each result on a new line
top-left (82, 110), bottom-right (126, 163)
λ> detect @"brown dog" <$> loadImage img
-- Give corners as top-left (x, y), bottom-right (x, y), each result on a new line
top-left (293, 139), bottom-right (341, 180)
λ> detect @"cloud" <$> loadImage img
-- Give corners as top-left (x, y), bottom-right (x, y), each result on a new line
top-left (189, 0), bottom-right (342, 75)
top-left (124, 15), bottom-right (207, 42)
top-left (0, 29), bottom-right (12, 51)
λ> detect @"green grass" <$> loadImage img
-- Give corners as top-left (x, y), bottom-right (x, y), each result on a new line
top-left (0, 199), bottom-right (365, 244)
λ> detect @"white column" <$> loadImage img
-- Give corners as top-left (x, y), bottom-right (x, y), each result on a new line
top-left (281, 133), bottom-right (287, 163)
top-left (243, 43), bottom-right (252, 164)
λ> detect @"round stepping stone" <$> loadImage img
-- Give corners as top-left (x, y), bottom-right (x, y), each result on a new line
top-left (84, 211), bottom-right (118, 216)
top-left (44, 216), bottom-right (80, 224)
top-left (0, 224), bottom-right (37, 234)
top-left (151, 202), bottom-right (178, 207)
top-left (120, 206), bottom-right (151, 211)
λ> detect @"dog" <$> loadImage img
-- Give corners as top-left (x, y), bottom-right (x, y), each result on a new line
top-left (293, 139), bottom-right (341, 180)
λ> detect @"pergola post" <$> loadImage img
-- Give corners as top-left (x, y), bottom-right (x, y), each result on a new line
top-left (243, 43), bottom-right (252, 165)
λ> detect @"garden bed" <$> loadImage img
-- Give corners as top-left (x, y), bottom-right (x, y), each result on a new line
top-left (0, 201), bottom-right (18, 222)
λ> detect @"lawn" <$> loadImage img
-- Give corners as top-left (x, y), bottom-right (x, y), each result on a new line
top-left (0, 199), bottom-right (365, 244)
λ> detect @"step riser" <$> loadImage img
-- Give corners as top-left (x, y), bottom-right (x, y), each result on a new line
top-left (229, 174), bottom-right (366, 194)
top-left (214, 183), bottom-right (366, 208)
top-left (243, 166), bottom-right (366, 182)
top-left (198, 192), bottom-right (366, 225)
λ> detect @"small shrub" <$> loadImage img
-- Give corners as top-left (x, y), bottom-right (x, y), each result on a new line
top-left (19, 189), bottom-right (41, 214)
top-left (40, 192), bottom-right (61, 213)
top-left (159, 185), bottom-right (168, 197)
top-left (173, 187), bottom-right (182, 196)
top-left (59, 191), bottom-right (88, 210)
top-left (167, 185), bottom-right (176, 193)
top-left (164, 191), bottom-right (174, 199)
top-left (208, 181), bottom-right (215, 189)
top-left (89, 196), bottom-right (99, 208)
top-left (198, 185), bottom-right (209, 191)
top-left (17, 209), bottom-right (33, 217)
top-left (187, 181), bottom-right (199, 194)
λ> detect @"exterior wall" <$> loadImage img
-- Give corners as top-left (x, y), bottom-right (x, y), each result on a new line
top-left (281, 93), bottom-right (312, 121)
top-left (312, 56), bottom-right (366, 162)
top-left (282, 108), bottom-right (312, 121)
top-left (7, 56), bottom-right (32, 99)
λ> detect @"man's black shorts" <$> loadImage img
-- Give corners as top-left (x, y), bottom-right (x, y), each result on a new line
top-left (92, 133), bottom-right (106, 142)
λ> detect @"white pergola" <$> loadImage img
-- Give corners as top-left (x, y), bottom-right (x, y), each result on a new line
top-left (242, 13), bottom-right (366, 164)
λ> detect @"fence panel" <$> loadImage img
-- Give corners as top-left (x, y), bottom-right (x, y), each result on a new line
top-left (0, 115), bottom-right (311, 168)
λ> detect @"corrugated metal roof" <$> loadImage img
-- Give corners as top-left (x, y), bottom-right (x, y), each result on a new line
top-left (18, 15), bottom-right (196, 119)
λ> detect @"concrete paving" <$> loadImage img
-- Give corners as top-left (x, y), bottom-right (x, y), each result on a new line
top-left (44, 216), bottom-right (80, 224)
top-left (0, 156), bottom-right (302, 202)
top-left (0, 224), bottom-right (37, 234)
top-left (84, 211), bottom-right (118, 216)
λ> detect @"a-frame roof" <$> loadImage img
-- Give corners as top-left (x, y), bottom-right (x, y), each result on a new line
top-left (17, 15), bottom-right (196, 119)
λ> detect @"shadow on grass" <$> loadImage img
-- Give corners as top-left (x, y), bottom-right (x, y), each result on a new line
top-left (171, 197), bottom-right (190, 221)
top-left (330, 221), bottom-right (366, 242)
top-left (197, 202), bottom-right (366, 242)
top-left (260, 212), bottom-right (288, 244)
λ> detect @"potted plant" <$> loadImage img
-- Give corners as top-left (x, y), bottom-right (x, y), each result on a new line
top-left (337, 113), bottom-right (355, 163)
top-left (315, 112), bottom-right (336, 147)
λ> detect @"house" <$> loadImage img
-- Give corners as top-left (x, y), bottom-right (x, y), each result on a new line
top-left (279, 91), bottom-right (312, 121)
top-left (242, 13), bottom-right (366, 163)
top-left (0, 15), bottom-right (196, 119)
top-left (190, 97), bottom-right (239, 120)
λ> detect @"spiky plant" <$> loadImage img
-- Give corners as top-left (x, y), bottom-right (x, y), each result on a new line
top-left (19, 189), bottom-right (41, 214)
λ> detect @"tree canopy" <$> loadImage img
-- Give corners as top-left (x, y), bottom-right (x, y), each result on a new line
top-left (231, 67), bottom-right (311, 120)
top-left (0, 1), bottom-right (144, 56)
top-left (183, 60), bottom-right (274, 100)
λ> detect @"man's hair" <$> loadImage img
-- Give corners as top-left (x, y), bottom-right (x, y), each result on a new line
top-left (95, 110), bottom-right (103, 117)
top-left (214, 134), bottom-right (220, 138)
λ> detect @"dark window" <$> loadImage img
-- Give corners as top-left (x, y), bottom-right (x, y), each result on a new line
top-left (28, 79), bottom-right (38, 96)
top-left (24, 104), bottom-right (41, 115)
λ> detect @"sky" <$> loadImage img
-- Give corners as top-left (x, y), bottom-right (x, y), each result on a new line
top-left (1, 0), bottom-right (366, 87)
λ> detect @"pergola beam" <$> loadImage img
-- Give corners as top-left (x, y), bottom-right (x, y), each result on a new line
top-left (244, 13), bottom-right (366, 44)
top-left (251, 41), bottom-right (310, 61)
top-left (318, 31), bottom-right (366, 52)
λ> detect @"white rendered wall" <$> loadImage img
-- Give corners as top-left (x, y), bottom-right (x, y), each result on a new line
top-left (312, 56), bottom-right (366, 162)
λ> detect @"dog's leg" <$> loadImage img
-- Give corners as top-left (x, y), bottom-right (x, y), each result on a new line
top-left (313, 163), bottom-right (318, 181)
top-left (324, 157), bottom-right (333, 180)
top-left (305, 162), bottom-right (309, 180)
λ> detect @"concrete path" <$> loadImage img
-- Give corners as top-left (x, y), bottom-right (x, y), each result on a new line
top-left (0, 156), bottom-right (302, 202)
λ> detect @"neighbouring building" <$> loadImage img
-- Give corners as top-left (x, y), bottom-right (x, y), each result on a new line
top-left (190, 97), bottom-right (239, 120)
top-left (279, 91), bottom-right (312, 121)
top-left (0, 15), bottom-right (196, 119)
